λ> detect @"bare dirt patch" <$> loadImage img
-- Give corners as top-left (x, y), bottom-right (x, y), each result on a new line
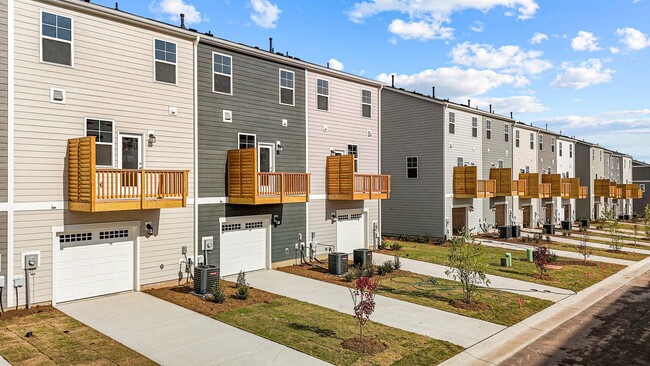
top-left (341, 336), bottom-right (388, 355)
top-left (448, 299), bottom-right (490, 312)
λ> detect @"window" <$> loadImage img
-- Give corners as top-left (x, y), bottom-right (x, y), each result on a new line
top-left (498, 160), bottom-right (504, 168)
top-left (348, 144), bottom-right (359, 172)
top-left (504, 124), bottom-right (510, 142)
top-left (570, 144), bottom-right (573, 158)
top-left (85, 118), bottom-right (113, 167)
top-left (471, 117), bottom-right (478, 138)
top-left (530, 133), bottom-right (534, 150)
top-left (641, 184), bottom-right (646, 193)
top-left (361, 89), bottom-right (372, 117)
top-left (617, 158), bottom-right (620, 169)
top-left (317, 79), bottom-right (329, 111)
top-left (154, 39), bottom-right (177, 84)
top-left (539, 135), bottom-right (543, 150)
top-left (41, 11), bottom-right (73, 66)
top-left (238, 133), bottom-right (256, 149)
top-left (525, 166), bottom-right (530, 173)
top-left (279, 69), bottom-right (295, 105)
top-left (486, 120), bottom-right (492, 140)
top-left (600, 151), bottom-right (602, 161)
top-left (449, 112), bottom-right (456, 134)
top-left (406, 157), bottom-right (418, 179)
top-left (213, 52), bottom-right (232, 94)
top-left (457, 157), bottom-right (464, 167)
top-left (551, 138), bottom-right (555, 153)
top-left (559, 142), bottom-right (563, 156)
top-left (515, 130), bottom-right (520, 147)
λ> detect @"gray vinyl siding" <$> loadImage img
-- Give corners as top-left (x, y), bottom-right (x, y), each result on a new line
top-left (482, 117), bottom-right (513, 226)
top-left (197, 42), bottom-right (307, 264)
top-left (0, 0), bottom-right (7, 202)
top-left (538, 131), bottom-right (557, 174)
top-left (633, 164), bottom-right (650, 214)
top-left (380, 89), bottom-right (444, 238)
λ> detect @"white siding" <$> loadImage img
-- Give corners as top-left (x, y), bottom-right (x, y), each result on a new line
top-left (557, 138), bottom-right (576, 222)
top-left (512, 126), bottom-right (538, 226)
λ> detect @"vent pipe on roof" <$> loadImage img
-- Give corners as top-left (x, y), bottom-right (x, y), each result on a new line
top-left (546, 123), bottom-right (548, 130)
top-left (432, 86), bottom-right (435, 98)
top-left (489, 104), bottom-right (492, 113)
top-left (510, 112), bottom-right (513, 119)
top-left (391, 75), bottom-right (395, 88)
top-left (269, 38), bottom-right (274, 53)
top-left (327, 62), bottom-right (330, 68)
top-left (467, 99), bottom-right (471, 107)
top-left (115, 2), bottom-right (119, 10)
top-left (180, 13), bottom-right (186, 29)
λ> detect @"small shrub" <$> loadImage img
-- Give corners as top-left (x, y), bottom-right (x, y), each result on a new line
top-left (533, 233), bottom-right (542, 244)
top-left (533, 246), bottom-right (551, 278)
top-left (211, 281), bottom-right (226, 304)
top-left (235, 284), bottom-right (250, 300)
top-left (393, 255), bottom-right (402, 270)
top-left (236, 271), bottom-right (247, 288)
top-left (596, 224), bottom-right (604, 230)
top-left (360, 263), bottom-right (375, 278)
top-left (548, 252), bottom-right (559, 264)
top-left (342, 270), bottom-right (357, 282)
top-left (389, 242), bottom-right (403, 251)
top-left (378, 260), bottom-right (395, 275)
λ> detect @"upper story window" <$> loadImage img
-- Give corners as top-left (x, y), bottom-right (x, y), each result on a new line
top-left (498, 160), bottom-right (504, 168)
top-left (539, 135), bottom-right (543, 151)
top-left (504, 124), bottom-right (510, 142)
top-left (600, 151), bottom-right (602, 161)
top-left (348, 144), bottom-right (359, 172)
top-left (551, 138), bottom-right (555, 153)
top-left (449, 112), bottom-right (456, 134)
top-left (279, 69), bottom-right (295, 105)
top-left (515, 130), bottom-right (520, 147)
top-left (457, 157), bottom-right (464, 167)
top-left (486, 120), bottom-right (492, 140)
top-left (559, 142), bottom-right (563, 156)
top-left (85, 118), bottom-right (113, 167)
top-left (41, 11), bottom-right (73, 66)
top-left (361, 89), bottom-right (372, 117)
top-left (238, 133), bottom-right (256, 149)
top-left (317, 79), bottom-right (329, 111)
top-left (154, 39), bottom-right (177, 84)
top-left (406, 157), bottom-right (418, 179)
top-left (525, 166), bottom-right (530, 173)
top-left (471, 117), bottom-right (478, 137)
top-left (617, 158), bottom-right (620, 169)
top-left (530, 133), bottom-right (534, 150)
top-left (592, 150), bottom-right (595, 161)
top-left (213, 52), bottom-right (232, 94)
top-left (570, 144), bottom-right (573, 158)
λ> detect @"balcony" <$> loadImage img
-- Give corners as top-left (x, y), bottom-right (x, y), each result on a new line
top-left (68, 137), bottom-right (188, 212)
top-left (617, 184), bottom-right (639, 199)
top-left (454, 166), bottom-right (496, 198)
top-left (519, 173), bottom-right (552, 199)
top-left (542, 174), bottom-right (562, 197)
top-left (561, 177), bottom-right (588, 199)
top-left (326, 155), bottom-right (390, 200)
top-left (227, 148), bottom-right (310, 205)
top-left (594, 179), bottom-right (616, 198)
top-left (579, 186), bottom-right (589, 199)
top-left (512, 180), bottom-right (527, 196)
top-left (637, 188), bottom-right (644, 199)
top-left (560, 182), bottom-right (572, 199)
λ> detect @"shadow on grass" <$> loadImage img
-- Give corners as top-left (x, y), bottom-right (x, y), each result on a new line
top-left (288, 322), bottom-right (338, 338)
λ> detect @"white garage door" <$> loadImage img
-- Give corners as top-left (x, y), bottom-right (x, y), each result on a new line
top-left (220, 217), bottom-right (269, 276)
top-left (336, 211), bottom-right (366, 254)
top-left (55, 229), bottom-right (134, 303)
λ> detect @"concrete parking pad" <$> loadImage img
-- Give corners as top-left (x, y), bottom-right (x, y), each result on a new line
top-left (58, 292), bottom-right (327, 366)
top-left (233, 270), bottom-right (506, 348)
top-left (0, 356), bottom-right (9, 366)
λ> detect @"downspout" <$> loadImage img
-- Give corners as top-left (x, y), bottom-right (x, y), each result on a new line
top-left (304, 69), bottom-right (309, 248)
top-left (443, 102), bottom-right (449, 239)
top-left (7, 0), bottom-right (15, 308)
top-left (377, 84), bottom-right (383, 247)
top-left (193, 35), bottom-right (199, 266)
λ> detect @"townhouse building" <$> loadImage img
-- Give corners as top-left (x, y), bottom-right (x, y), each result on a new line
top-left (620, 154), bottom-right (634, 216)
top-left (2, 0), bottom-right (195, 309)
top-left (576, 141), bottom-right (606, 220)
top-left (556, 135), bottom-right (578, 222)
top-left (512, 123), bottom-right (540, 228)
top-left (537, 129), bottom-right (559, 225)
top-left (1, 0), bottom-right (8, 309)
top-left (633, 160), bottom-right (650, 214)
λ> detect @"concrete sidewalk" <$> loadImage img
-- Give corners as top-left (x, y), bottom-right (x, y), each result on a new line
top-left (0, 356), bottom-right (9, 366)
top-left (233, 270), bottom-right (506, 348)
top-left (519, 229), bottom-right (650, 254)
top-left (374, 253), bottom-right (574, 302)
top-left (58, 292), bottom-right (327, 366)
top-left (524, 227), bottom-right (650, 248)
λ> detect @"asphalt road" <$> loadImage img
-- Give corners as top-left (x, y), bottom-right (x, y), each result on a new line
top-left (501, 269), bottom-right (650, 366)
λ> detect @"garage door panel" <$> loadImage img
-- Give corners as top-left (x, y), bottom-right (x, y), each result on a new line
top-left (220, 219), bottom-right (268, 276)
top-left (336, 212), bottom-right (365, 254)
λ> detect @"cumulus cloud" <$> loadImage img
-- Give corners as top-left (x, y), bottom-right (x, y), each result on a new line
top-left (150, 0), bottom-right (204, 25)
top-left (530, 32), bottom-right (548, 44)
top-left (571, 31), bottom-right (601, 51)
top-left (470, 21), bottom-right (484, 33)
top-left (377, 67), bottom-right (529, 98)
top-left (472, 96), bottom-right (547, 114)
top-left (347, 0), bottom-right (538, 41)
top-left (550, 59), bottom-right (613, 89)
top-left (450, 42), bottom-right (552, 74)
top-left (328, 58), bottom-right (345, 71)
top-left (249, 0), bottom-right (281, 28)
top-left (615, 27), bottom-right (650, 51)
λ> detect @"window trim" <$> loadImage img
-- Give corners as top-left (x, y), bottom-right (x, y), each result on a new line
top-left (347, 143), bottom-right (359, 172)
top-left (237, 132), bottom-right (257, 150)
top-left (530, 133), bottom-right (534, 150)
top-left (471, 117), bottom-right (478, 138)
top-left (539, 134), bottom-right (543, 151)
top-left (504, 124), bottom-right (510, 142)
top-left (551, 137), bottom-right (555, 153)
top-left (40, 10), bottom-right (74, 68)
top-left (569, 144), bottom-right (573, 158)
top-left (559, 141), bottom-right (563, 157)
top-left (486, 120), bottom-right (492, 140)
top-left (457, 157), bottom-right (464, 167)
top-left (316, 78), bottom-right (329, 111)
top-left (406, 156), bottom-right (419, 179)
top-left (212, 51), bottom-right (233, 95)
top-left (449, 112), bottom-right (456, 134)
top-left (152, 37), bottom-right (178, 85)
top-left (278, 68), bottom-right (295, 106)
top-left (515, 130), bottom-right (520, 148)
top-left (498, 159), bottom-right (504, 169)
top-left (361, 89), bottom-right (372, 118)
top-left (84, 117), bottom-right (115, 168)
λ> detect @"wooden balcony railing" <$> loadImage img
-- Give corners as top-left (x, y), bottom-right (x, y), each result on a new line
top-left (542, 174), bottom-right (562, 197)
top-left (454, 166), bottom-right (495, 198)
top-left (637, 189), bottom-right (644, 199)
top-left (560, 182), bottom-right (572, 199)
top-left (68, 137), bottom-right (188, 212)
top-left (228, 148), bottom-right (310, 204)
top-left (490, 168), bottom-right (519, 197)
top-left (512, 180), bottom-right (527, 196)
top-left (477, 179), bottom-right (497, 198)
top-left (327, 155), bottom-right (390, 200)
top-left (594, 179), bottom-right (616, 198)
top-left (579, 186), bottom-right (589, 199)
top-left (539, 183), bottom-right (552, 198)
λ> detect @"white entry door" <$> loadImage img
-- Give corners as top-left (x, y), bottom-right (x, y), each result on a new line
top-left (119, 133), bottom-right (143, 169)
top-left (336, 210), bottom-right (366, 254)
top-left (220, 216), bottom-right (270, 276)
top-left (55, 229), bottom-right (134, 303)
top-left (257, 143), bottom-right (274, 173)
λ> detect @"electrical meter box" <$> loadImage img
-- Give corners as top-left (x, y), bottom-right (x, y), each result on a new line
top-left (0, 276), bottom-right (5, 288)
top-left (202, 236), bottom-right (214, 251)
top-left (25, 254), bottom-right (39, 270)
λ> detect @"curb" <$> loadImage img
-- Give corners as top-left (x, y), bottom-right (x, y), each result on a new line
top-left (438, 254), bottom-right (650, 365)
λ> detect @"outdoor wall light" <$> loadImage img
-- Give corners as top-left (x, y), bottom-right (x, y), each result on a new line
top-left (469, 205), bottom-right (475, 212)
top-left (490, 204), bottom-right (496, 211)
top-left (276, 141), bottom-right (283, 153)
top-left (273, 215), bottom-right (281, 227)
top-left (147, 130), bottom-right (156, 145)
top-left (145, 223), bottom-right (154, 236)
top-left (331, 213), bottom-right (337, 222)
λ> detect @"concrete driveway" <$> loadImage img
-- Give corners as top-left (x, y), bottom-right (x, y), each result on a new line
top-left (57, 292), bottom-right (328, 366)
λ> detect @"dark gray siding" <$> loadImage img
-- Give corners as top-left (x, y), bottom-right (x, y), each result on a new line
top-left (197, 42), bottom-right (307, 265)
top-left (538, 131), bottom-right (557, 174)
top-left (381, 89), bottom-right (445, 238)
top-left (482, 116), bottom-right (513, 226)
top-left (0, 0), bottom-right (8, 202)
top-left (575, 143), bottom-right (591, 219)
top-left (633, 164), bottom-right (650, 214)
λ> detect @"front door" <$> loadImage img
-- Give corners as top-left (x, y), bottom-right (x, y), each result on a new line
top-left (564, 204), bottom-right (571, 221)
top-left (258, 143), bottom-right (274, 173)
top-left (452, 207), bottom-right (467, 235)
top-left (495, 204), bottom-right (506, 227)
top-left (594, 203), bottom-right (600, 220)
top-left (523, 206), bottom-right (531, 228)
top-left (546, 203), bottom-right (553, 224)
top-left (119, 134), bottom-right (142, 170)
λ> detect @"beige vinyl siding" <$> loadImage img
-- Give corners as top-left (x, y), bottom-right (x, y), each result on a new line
top-left (13, 0), bottom-right (194, 203)
top-left (0, 212), bottom-right (6, 306)
top-left (512, 126), bottom-right (539, 226)
top-left (0, 0), bottom-right (8, 202)
top-left (481, 116), bottom-right (514, 227)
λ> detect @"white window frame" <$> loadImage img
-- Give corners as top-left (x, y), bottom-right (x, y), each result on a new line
top-left (539, 135), bottom-right (543, 151)
top-left (515, 130), bottom-right (520, 148)
top-left (498, 160), bottom-right (504, 169)
top-left (504, 124), bottom-right (509, 142)
top-left (361, 89), bottom-right (372, 118)
top-left (153, 38), bottom-right (178, 85)
top-left (449, 112), bottom-right (456, 134)
top-left (279, 68), bottom-right (295, 106)
top-left (486, 120), bottom-right (492, 140)
top-left (641, 184), bottom-right (646, 193)
top-left (84, 117), bottom-right (115, 168)
top-left (316, 78), bottom-right (329, 111)
top-left (457, 157), bottom-right (464, 167)
top-left (471, 117), bottom-right (478, 138)
top-left (551, 138), bottom-right (555, 153)
top-left (347, 144), bottom-right (359, 172)
top-left (40, 10), bottom-right (74, 68)
top-left (530, 133), bottom-right (534, 150)
top-left (406, 156), bottom-right (418, 179)
top-left (212, 51), bottom-right (233, 95)
top-left (570, 144), bottom-right (573, 158)
top-left (237, 133), bottom-right (257, 149)
top-left (559, 142), bottom-right (563, 157)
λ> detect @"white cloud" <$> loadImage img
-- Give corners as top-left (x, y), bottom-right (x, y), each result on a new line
top-left (530, 32), bottom-right (548, 44)
top-left (615, 27), bottom-right (650, 51)
top-left (472, 96), bottom-right (547, 114)
top-left (150, 0), bottom-right (204, 25)
top-left (571, 31), bottom-right (601, 51)
top-left (470, 21), bottom-right (484, 33)
top-left (328, 58), bottom-right (345, 71)
top-left (347, 0), bottom-right (538, 41)
top-left (550, 59), bottom-right (613, 89)
top-left (610, 47), bottom-right (621, 54)
top-left (450, 42), bottom-right (552, 74)
top-left (377, 67), bottom-right (529, 98)
top-left (249, 0), bottom-right (281, 28)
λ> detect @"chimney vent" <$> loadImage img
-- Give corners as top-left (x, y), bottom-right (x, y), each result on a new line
top-left (115, 2), bottom-right (119, 10)
top-left (269, 38), bottom-right (274, 53)
top-left (391, 75), bottom-right (395, 88)
top-left (467, 99), bottom-right (471, 107)
top-left (432, 86), bottom-right (435, 98)
top-left (180, 13), bottom-right (186, 29)
top-left (510, 112), bottom-right (513, 119)
top-left (489, 104), bottom-right (492, 113)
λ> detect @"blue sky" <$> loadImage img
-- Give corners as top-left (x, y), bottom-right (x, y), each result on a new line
top-left (95, 0), bottom-right (650, 161)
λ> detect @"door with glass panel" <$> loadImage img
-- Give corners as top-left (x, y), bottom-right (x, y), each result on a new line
top-left (118, 134), bottom-right (142, 196)
top-left (258, 143), bottom-right (275, 195)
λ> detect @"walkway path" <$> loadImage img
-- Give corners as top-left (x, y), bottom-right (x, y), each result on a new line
top-left (522, 228), bottom-right (649, 249)
top-left (234, 270), bottom-right (506, 348)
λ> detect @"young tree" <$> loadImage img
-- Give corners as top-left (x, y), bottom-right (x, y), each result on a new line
top-left (445, 229), bottom-right (490, 304)
top-left (533, 246), bottom-right (551, 279)
top-left (349, 277), bottom-right (379, 340)
top-left (576, 230), bottom-right (592, 263)
top-left (601, 204), bottom-right (623, 252)
top-left (644, 205), bottom-right (650, 239)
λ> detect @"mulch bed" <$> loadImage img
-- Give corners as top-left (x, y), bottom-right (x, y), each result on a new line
top-left (0, 305), bottom-right (52, 320)
top-left (448, 299), bottom-right (490, 312)
top-left (277, 262), bottom-right (409, 289)
top-left (341, 336), bottom-right (387, 355)
top-left (144, 280), bottom-right (281, 317)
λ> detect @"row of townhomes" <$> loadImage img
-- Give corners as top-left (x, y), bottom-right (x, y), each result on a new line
top-left (0, 0), bottom-right (644, 310)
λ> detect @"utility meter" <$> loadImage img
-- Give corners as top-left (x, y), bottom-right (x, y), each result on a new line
top-left (202, 237), bottom-right (214, 251)
top-left (25, 254), bottom-right (39, 270)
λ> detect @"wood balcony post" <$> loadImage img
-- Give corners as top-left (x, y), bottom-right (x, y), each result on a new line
top-left (280, 173), bottom-right (285, 203)
top-left (140, 170), bottom-right (146, 209)
top-left (182, 170), bottom-right (188, 207)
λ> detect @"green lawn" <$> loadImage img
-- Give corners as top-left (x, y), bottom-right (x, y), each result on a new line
top-left (382, 240), bottom-right (625, 292)
top-left (580, 230), bottom-right (650, 245)
top-left (214, 297), bottom-right (462, 366)
top-left (539, 239), bottom-right (647, 261)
